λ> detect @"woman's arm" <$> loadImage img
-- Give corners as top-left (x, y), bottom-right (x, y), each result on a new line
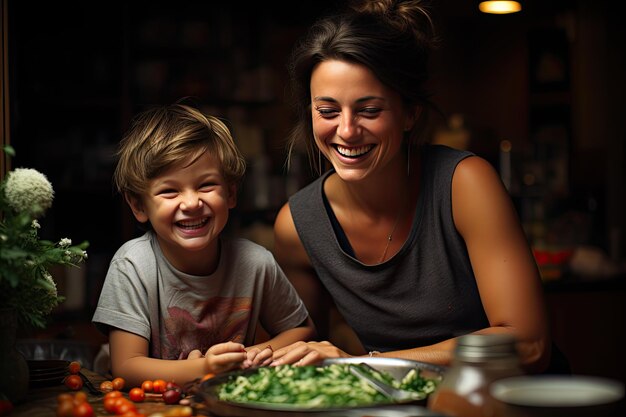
top-left (273, 203), bottom-right (333, 339)
top-left (450, 155), bottom-right (551, 372)
top-left (109, 329), bottom-right (247, 388)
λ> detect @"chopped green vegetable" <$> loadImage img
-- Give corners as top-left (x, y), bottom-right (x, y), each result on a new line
top-left (218, 363), bottom-right (439, 407)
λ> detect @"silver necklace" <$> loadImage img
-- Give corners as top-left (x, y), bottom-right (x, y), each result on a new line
top-left (379, 208), bottom-right (402, 263)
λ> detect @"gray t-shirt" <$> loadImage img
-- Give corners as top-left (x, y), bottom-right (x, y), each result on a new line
top-left (92, 231), bottom-right (309, 360)
top-left (289, 144), bottom-right (489, 353)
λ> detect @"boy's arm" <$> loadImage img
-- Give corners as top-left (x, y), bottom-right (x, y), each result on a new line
top-left (109, 329), bottom-right (246, 388)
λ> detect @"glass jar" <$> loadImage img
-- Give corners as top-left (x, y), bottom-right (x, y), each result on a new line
top-left (428, 334), bottom-right (524, 417)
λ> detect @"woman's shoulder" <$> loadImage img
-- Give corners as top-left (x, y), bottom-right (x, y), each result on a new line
top-left (422, 143), bottom-right (474, 162)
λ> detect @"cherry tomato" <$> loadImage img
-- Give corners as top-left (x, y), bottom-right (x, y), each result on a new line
top-left (152, 379), bottom-right (167, 394)
top-left (68, 361), bottom-right (81, 375)
top-left (57, 393), bottom-right (74, 404)
top-left (111, 377), bottom-right (126, 391)
top-left (128, 387), bottom-right (145, 403)
top-left (64, 374), bottom-right (83, 391)
top-left (104, 390), bottom-right (123, 400)
top-left (141, 380), bottom-right (153, 393)
top-left (103, 397), bottom-right (119, 414)
top-left (162, 388), bottom-right (181, 405)
top-left (72, 401), bottom-right (93, 417)
top-left (99, 380), bottom-right (113, 392)
top-left (73, 391), bottom-right (88, 405)
top-left (55, 400), bottom-right (74, 417)
top-left (165, 381), bottom-right (180, 391)
top-left (114, 399), bottom-right (136, 415)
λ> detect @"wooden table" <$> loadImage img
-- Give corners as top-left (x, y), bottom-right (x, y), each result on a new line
top-left (9, 369), bottom-right (210, 416)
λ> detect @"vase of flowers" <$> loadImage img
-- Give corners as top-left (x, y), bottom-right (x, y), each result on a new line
top-left (0, 145), bottom-right (89, 403)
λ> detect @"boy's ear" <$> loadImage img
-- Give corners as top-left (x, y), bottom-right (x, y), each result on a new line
top-left (125, 193), bottom-right (149, 223)
top-left (227, 184), bottom-right (237, 209)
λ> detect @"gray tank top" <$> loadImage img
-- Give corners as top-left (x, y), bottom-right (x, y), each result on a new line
top-left (289, 144), bottom-right (489, 352)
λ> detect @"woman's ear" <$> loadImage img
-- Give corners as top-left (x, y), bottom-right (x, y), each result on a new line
top-left (125, 193), bottom-right (149, 223)
top-left (405, 106), bottom-right (422, 132)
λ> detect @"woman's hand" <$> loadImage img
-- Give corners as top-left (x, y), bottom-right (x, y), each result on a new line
top-left (242, 345), bottom-right (274, 369)
top-left (270, 341), bottom-right (351, 366)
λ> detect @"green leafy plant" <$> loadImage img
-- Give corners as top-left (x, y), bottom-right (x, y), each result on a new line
top-left (1, 145), bottom-right (89, 328)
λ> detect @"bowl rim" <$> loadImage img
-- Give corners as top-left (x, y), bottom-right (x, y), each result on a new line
top-left (490, 374), bottom-right (625, 407)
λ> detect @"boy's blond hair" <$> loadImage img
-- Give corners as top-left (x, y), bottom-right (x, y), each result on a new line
top-left (114, 103), bottom-right (246, 201)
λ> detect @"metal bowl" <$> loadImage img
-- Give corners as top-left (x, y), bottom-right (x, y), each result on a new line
top-left (195, 357), bottom-right (445, 417)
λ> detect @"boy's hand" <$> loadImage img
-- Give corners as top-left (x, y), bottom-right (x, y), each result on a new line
top-left (203, 341), bottom-right (247, 374)
top-left (242, 345), bottom-right (273, 369)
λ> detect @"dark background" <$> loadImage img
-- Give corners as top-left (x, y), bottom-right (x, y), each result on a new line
top-left (2, 0), bottom-right (625, 383)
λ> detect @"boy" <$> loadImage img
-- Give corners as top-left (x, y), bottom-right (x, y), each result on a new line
top-left (93, 102), bottom-right (315, 387)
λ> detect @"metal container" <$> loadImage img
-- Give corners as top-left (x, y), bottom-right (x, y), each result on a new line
top-left (195, 357), bottom-right (446, 417)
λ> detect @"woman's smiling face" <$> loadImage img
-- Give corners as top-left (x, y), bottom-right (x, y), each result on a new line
top-left (310, 59), bottom-right (413, 182)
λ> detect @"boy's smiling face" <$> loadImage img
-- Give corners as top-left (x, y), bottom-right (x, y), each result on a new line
top-left (128, 150), bottom-right (236, 273)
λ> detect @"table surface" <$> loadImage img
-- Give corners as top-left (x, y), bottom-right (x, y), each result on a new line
top-left (10, 368), bottom-right (211, 417)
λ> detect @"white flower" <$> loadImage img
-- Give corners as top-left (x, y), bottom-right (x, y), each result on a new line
top-left (59, 238), bottom-right (72, 247)
top-left (32, 220), bottom-right (41, 229)
top-left (42, 270), bottom-right (58, 297)
top-left (5, 168), bottom-right (54, 217)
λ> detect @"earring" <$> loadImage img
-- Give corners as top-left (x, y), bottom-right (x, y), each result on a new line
top-left (318, 149), bottom-right (323, 176)
top-left (406, 140), bottom-right (412, 177)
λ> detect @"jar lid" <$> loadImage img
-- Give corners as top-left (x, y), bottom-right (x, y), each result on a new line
top-left (455, 334), bottom-right (518, 361)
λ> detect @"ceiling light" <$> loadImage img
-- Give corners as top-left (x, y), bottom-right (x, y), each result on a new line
top-left (479, 1), bottom-right (522, 14)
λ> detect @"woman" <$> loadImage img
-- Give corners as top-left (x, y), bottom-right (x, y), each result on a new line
top-left (271, 0), bottom-right (557, 373)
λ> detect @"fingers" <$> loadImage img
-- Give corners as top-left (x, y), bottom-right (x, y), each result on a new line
top-left (187, 349), bottom-right (203, 360)
top-left (206, 341), bottom-right (246, 355)
top-left (205, 341), bottom-right (247, 374)
top-left (243, 345), bottom-right (274, 369)
top-left (271, 341), bottom-right (306, 362)
top-left (271, 343), bottom-right (320, 367)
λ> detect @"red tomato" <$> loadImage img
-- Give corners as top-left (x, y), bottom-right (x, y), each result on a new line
top-left (165, 381), bottom-right (180, 391)
top-left (114, 398), bottom-right (136, 414)
top-left (111, 377), bottom-right (126, 391)
top-left (64, 374), bottom-right (83, 391)
top-left (99, 380), bottom-right (113, 392)
top-left (104, 390), bottom-right (123, 400)
top-left (141, 380), bottom-right (153, 393)
top-left (57, 393), bottom-right (74, 404)
top-left (55, 400), bottom-right (74, 417)
top-left (152, 379), bottom-right (167, 394)
top-left (68, 361), bottom-right (81, 375)
top-left (129, 387), bottom-right (145, 402)
top-left (73, 391), bottom-right (88, 405)
top-left (103, 397), bottom-right (119, 414)
top-left (72, 402), bottom-right (93, 417)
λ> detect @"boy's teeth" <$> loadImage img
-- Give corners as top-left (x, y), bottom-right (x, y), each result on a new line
top-left (178, 218), bottom-right (207, 228)
top-left (336, 144), bottom-right (374, 157)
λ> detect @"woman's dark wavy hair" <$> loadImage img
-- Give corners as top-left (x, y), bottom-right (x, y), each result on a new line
top-left (285, 0), bottom-right (439, 174)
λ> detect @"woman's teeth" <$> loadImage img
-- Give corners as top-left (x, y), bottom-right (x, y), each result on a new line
top-left (335, 144), bottom-right (374, 158)
top-left (177, 218), bottom-right (208, 229)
